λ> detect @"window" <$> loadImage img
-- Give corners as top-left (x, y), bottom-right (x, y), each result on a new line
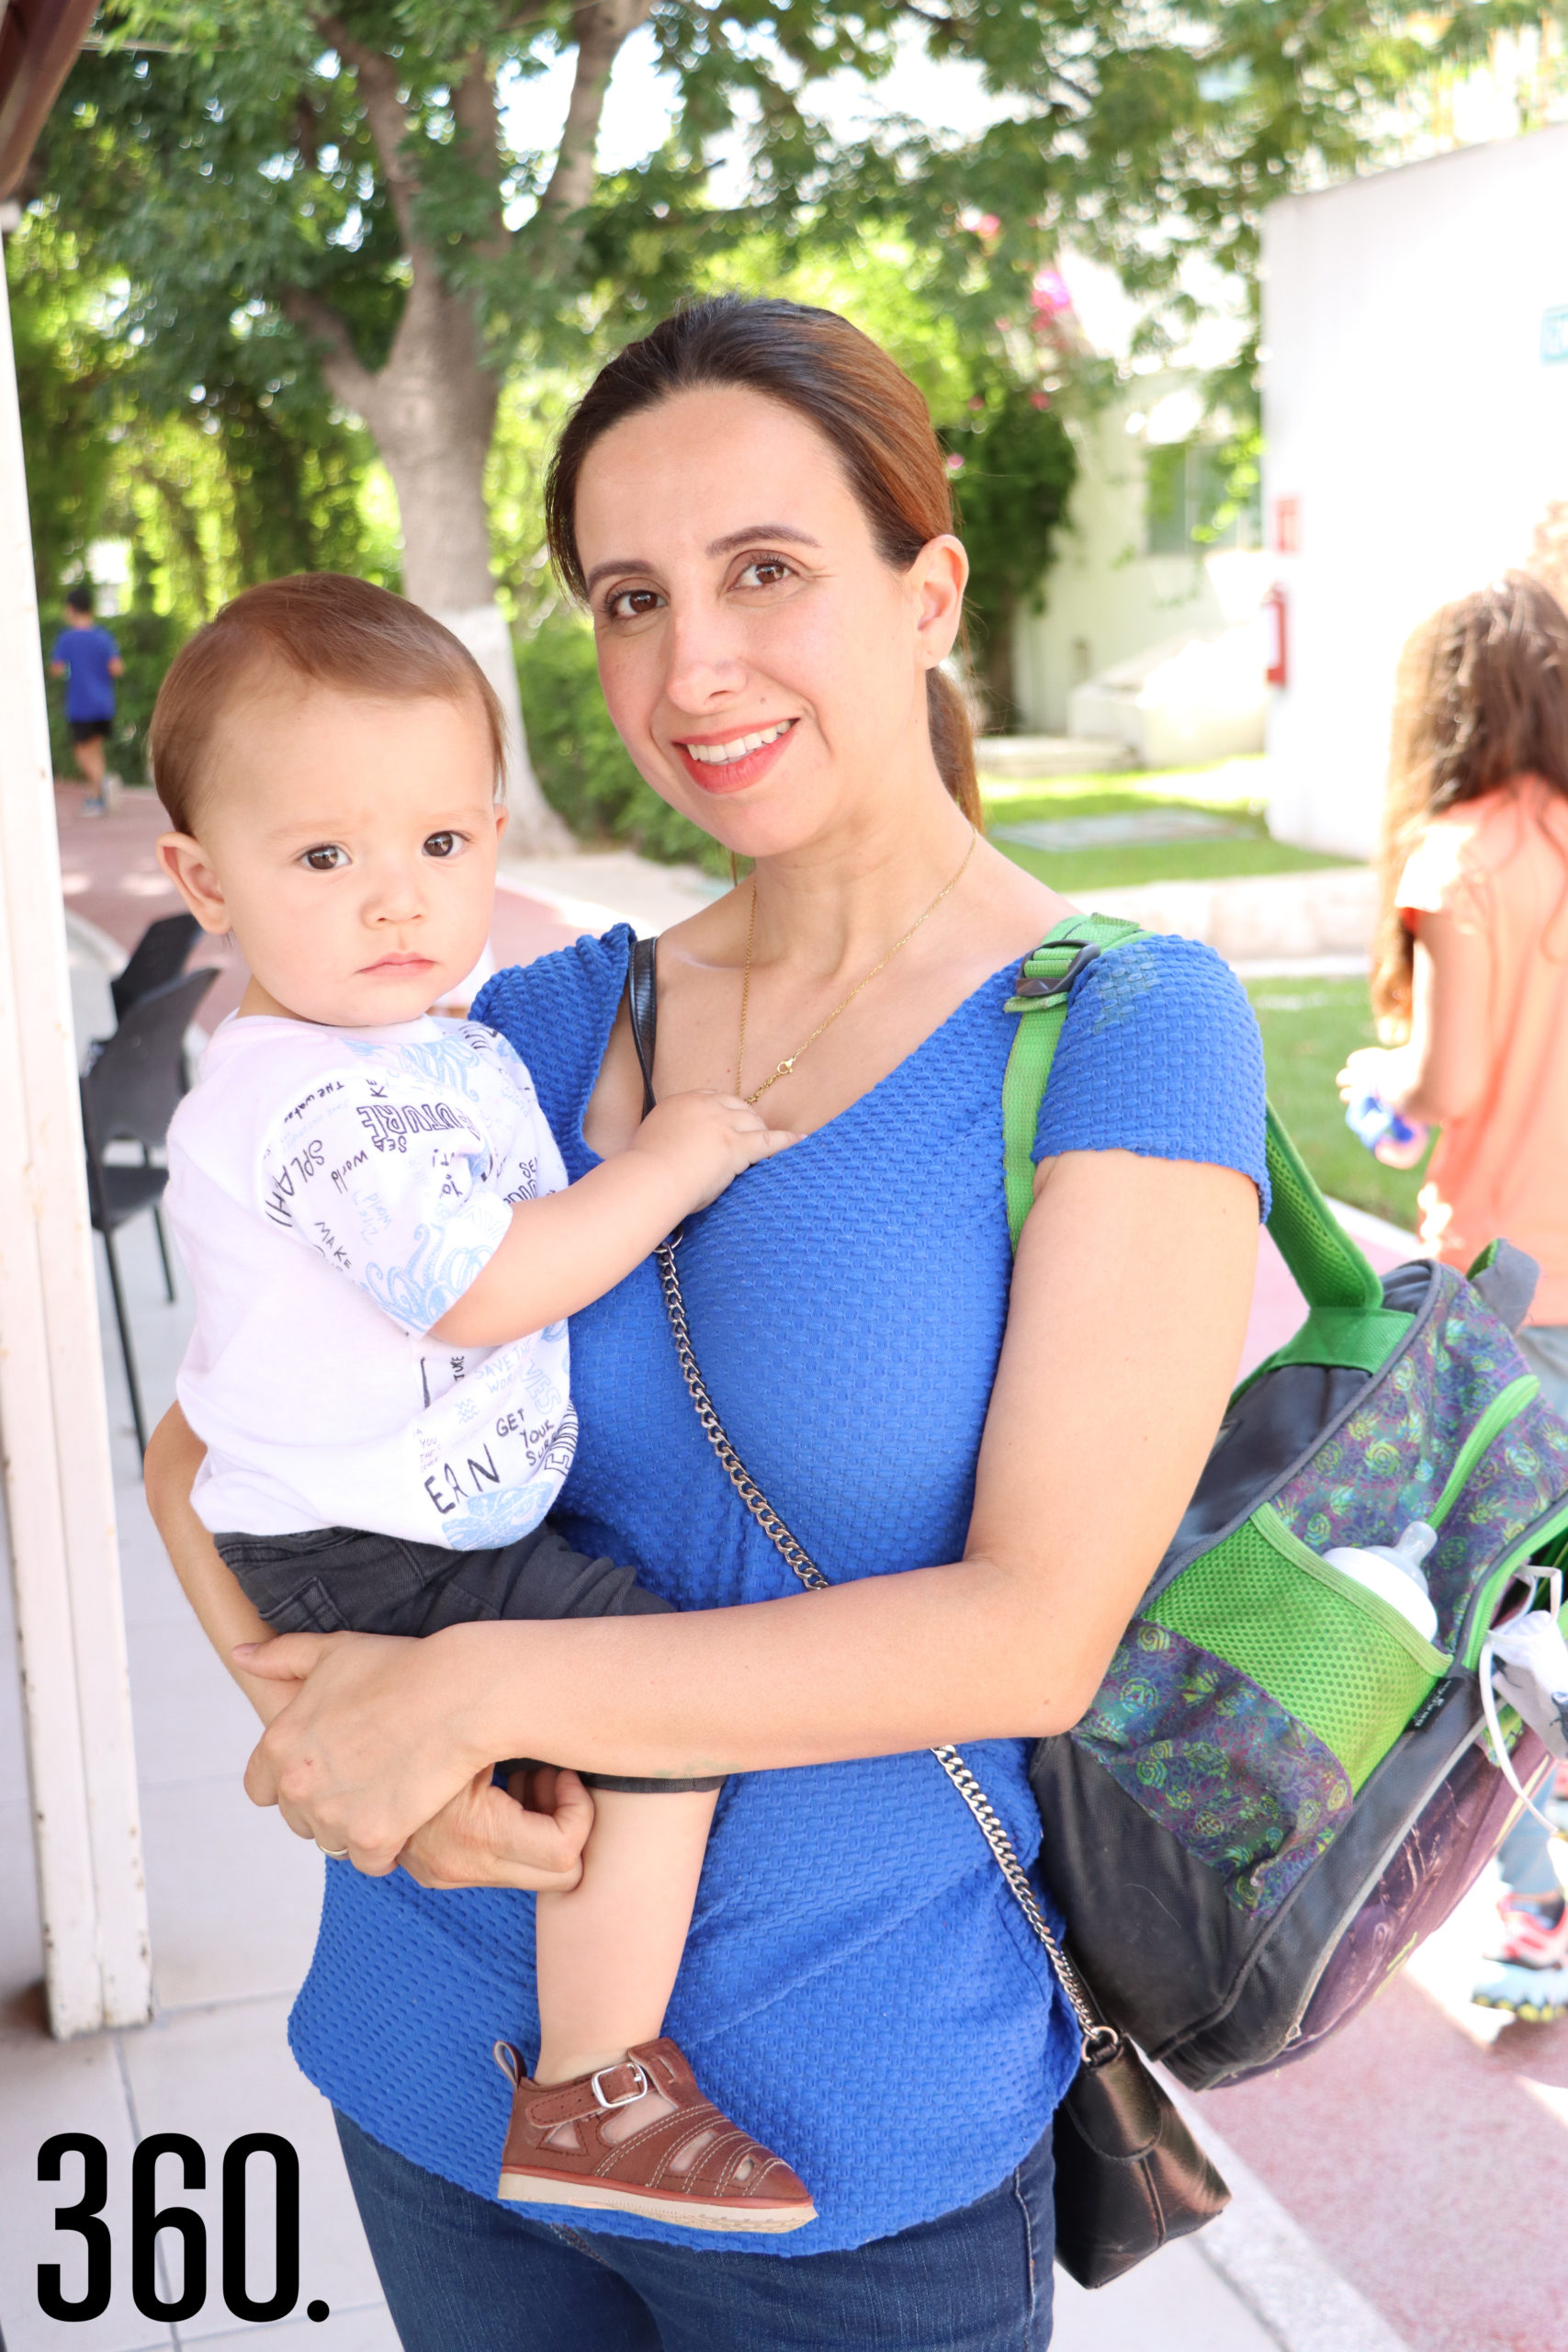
top-left (1145, 443), bottom-right (1261, 556)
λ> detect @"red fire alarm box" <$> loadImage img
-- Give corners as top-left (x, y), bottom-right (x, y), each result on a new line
top-left (1264, 583), bottom-right (1288, 688)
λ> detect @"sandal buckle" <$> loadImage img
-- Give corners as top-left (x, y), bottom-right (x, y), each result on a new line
top-left (591, 2058), bottom-right (649, 2110)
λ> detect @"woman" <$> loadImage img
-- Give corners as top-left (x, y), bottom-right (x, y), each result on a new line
top-left (147, 296), bottom-right (1265, 2349)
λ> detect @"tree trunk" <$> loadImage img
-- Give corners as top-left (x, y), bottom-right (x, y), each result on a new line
top-left (977, 585), bottom-right (1019, 734)
top-left (287, 267), bottom-right (570, 852)
top-left (287, 16), bottom-right (665, 854)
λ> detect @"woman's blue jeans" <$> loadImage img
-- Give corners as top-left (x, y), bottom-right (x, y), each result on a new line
top-left (334, 2110), bottom-right (1055, 2351)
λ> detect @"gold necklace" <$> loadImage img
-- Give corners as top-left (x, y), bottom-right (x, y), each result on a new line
top-left (735, 828), bottom-right (978, 1105)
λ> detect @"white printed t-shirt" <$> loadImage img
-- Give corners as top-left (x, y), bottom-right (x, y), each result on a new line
top-left (165, 1012), bottom-right (576, 1550)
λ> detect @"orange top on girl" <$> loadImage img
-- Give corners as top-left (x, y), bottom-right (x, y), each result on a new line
top-left (1343, 573), bottom-right (1568, 1354)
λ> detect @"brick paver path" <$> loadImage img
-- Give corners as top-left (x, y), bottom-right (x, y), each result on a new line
top-left (54, 782), bottom-right (582, 1028)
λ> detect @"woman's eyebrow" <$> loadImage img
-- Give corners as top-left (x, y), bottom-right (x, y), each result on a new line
top-left (705, 524), bottom-right (822, 558)
top-left (582, 525), bottom-right (822, 596)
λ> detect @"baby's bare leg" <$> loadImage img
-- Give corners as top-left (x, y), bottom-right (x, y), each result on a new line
top-left (534, 1785), bottom-right (719, 2087)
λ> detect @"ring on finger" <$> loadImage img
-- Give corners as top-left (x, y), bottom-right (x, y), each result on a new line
top-left (315, 1838), bottom-right (350, 1860)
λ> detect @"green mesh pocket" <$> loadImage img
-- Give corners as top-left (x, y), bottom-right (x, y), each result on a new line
top-left (1149, 1506), bottom-right (1446, 1789)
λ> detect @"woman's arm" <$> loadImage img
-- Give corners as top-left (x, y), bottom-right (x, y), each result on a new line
top-left (241, 1149), bottom-right (1258, 1874)
top-left (144, 1405), bottom-right (594, 1890)
top-left (1338, 910), bottom-right (1493, 1125)
top-left (143, 1408), bottom-right (296, 1724)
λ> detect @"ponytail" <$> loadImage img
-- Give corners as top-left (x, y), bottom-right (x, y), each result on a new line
top-left (926, 669), bottom-right (982, 829)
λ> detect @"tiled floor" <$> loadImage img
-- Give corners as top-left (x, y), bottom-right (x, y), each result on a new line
top-left (0, 1205), bottom-right (396, 2352)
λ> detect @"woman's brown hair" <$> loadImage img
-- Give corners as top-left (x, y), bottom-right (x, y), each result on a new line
top-left (1372, 571), bottom-right (1568, 1033)
top-left (544, 296), bottom-right (983, 829)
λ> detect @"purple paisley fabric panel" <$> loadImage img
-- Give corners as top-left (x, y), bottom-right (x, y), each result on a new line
top-left (1429, 1402), bottom-right (1568, 1641)
top-left (1268, 1268), bottom-right (1568, 1648)
top-left (1071, 1619), bottom-right (1353, 1919)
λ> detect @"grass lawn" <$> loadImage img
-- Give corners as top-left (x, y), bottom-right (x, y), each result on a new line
top-left (978, 765), bottom-right (1410, 1227)
top-left (983, 777), bottom-right (1359, 895)
top-left (1247, 977), bottom-right (1428, 1232)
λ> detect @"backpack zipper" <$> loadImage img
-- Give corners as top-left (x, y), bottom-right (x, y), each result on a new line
top-left (1427, 1376), bottom-right (1540, 1527)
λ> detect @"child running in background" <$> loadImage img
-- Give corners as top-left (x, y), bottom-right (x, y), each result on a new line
top-left (154, 573), bottom-right (816, 2230)
top-left (50, 582), bottom-right (123, 813)
top-left (1340, 571), bottom-right (1568, 2018)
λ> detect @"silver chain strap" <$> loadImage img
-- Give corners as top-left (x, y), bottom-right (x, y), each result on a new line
top-left (653, 1236), bottom-right (1118, 2065)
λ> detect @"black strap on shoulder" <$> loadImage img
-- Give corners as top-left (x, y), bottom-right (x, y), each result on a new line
top-left (627, 933), bottom-right (658, 1116)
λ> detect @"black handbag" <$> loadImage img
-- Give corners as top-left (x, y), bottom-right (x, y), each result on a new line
top-left (626, 940), bottom-right (1230, 2287)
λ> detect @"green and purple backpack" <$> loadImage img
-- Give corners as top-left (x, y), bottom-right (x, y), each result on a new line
top-left (1010, 916), bottom-right (1568, 2091)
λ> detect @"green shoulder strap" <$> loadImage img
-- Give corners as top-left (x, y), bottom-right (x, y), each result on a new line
top-left (1001, 914), bottom-right (1145, 1248)
top-left (1001, 917), bottom-right (1411, 1374)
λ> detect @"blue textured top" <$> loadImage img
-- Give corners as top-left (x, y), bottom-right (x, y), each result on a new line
top-left (287, 923), bottom-right (1268, 2255)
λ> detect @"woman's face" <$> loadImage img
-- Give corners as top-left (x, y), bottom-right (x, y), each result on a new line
top-left (572, 385), bottom-right (967, 858)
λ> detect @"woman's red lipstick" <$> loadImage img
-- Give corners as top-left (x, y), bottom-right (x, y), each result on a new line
top-left (674, 717), bottom-right (797, 795)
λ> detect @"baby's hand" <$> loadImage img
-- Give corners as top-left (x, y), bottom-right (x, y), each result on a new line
top-left (629, 1089), bottom-right (795, 1213)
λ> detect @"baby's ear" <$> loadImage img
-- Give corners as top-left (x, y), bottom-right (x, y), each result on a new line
top-left (156, 832), bottom-right (231, 933)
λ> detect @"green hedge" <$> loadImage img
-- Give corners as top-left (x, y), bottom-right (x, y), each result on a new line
top-left (515, 607), bottom-right (725, 871)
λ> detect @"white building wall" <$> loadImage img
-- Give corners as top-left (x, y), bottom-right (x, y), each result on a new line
top-left (1263, 125), bottom-right (1568, 858)
top-left (1013, 396), bottom-right (1267, 738)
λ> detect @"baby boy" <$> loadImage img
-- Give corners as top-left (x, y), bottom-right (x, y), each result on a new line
top-left (154, 572), bottom-right (814, 2233)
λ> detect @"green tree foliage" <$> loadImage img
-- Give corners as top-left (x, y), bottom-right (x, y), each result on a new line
top-left (38, 0), bottom-right (1517, 574)
top-left (9, 187), bottom-right (404, 776)
top-left (57, 0), bottom-right (1521, 379)
top-left (8, 220), bottom-right (119, 614)
top-left (27, 0), bottom-right (1534, 805)
top-left (943, 379), bottom-right (1079, 727)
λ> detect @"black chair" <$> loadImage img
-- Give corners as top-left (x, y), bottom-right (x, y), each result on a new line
top-left (110, 911), bottom-right (202, 1024)
top-left (82, 967), bottom-right (218, 1454)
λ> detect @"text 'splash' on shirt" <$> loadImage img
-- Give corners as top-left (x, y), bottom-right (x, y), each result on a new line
top-left (165, 1013), bottom-right (575, 1549)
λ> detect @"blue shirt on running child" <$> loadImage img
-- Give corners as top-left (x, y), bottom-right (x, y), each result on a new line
top-left (50, 626), bottom-right (119, 722)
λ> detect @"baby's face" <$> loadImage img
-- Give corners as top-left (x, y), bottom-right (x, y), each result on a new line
top-left (160, 682), bottom-right (505, 1029)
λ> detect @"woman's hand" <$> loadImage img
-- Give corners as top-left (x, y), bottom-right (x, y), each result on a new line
top-left (240, 1626), bottom-right (506, 1868)
top-left (239, 1631), bottom-right (594, 1887)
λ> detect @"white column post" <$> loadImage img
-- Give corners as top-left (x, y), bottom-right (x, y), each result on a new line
top-left (0, 222), bottom-right (152, 2036)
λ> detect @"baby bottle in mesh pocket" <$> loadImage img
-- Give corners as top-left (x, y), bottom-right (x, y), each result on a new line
top-left (1321, 1522), bottom-right (1439, 1642)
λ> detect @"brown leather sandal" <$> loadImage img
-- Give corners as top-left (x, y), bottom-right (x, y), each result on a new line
top-left (493, 2035), bottom-right (817, 2233)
